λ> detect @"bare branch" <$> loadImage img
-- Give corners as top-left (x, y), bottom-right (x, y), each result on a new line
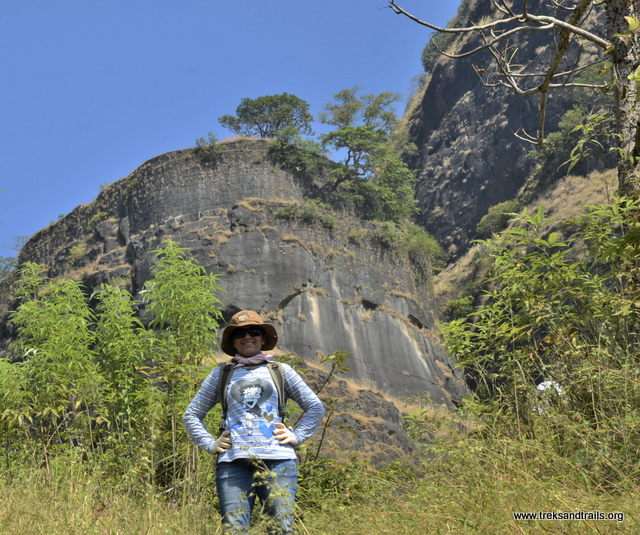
top-left (388, 0), bottom-right (609, 49)
top-left (389, 2), bottom-right (524, 34)
top-left (492, 58), bottom-right (609, 79)
top-left (524, 14), bottom-right (608, 47)
top-left (514, 128), bottom-right (540, 144)
top-left (492, 0), bottom-right (514, 16)
top-left (433, 23), bottom-right (555, 60)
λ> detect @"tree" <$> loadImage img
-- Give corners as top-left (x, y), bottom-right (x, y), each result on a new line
top-left (0, 257), bottom-right (17, 282)
top-left (320, 87), bottom-right (416, 221)
top-left (218, 93), bottom-right (313, 142)
top-left (388, 0), bottom-right (640, 195)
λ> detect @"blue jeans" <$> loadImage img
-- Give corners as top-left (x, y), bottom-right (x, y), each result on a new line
top-left (216, 458), bottom-right (298, 534)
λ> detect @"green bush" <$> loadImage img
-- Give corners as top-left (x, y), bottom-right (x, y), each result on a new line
top-left (476, 200), bottom-right (521, 237)
top-left (67, 243), bottom-right (87, 265)
top-left (275, 199), bottom-right (337, 229)
top-left (399, 221), bottom-right (446, 268)
top-left (442, 198), bottom-right (640, 487)
top-left (421, 31), bottom-right (455, 73)
top-left (194, 132), bottom-right (220, 165)
top-left (88, 211), bottom-right (108, 229)
top-left (347, 228), bottom-right (368, 244)
top-left (3, 241), bottom-right (225, 490)
top-left (444, 295), bottom-right (474, 321)
top-left (367, 221), bottom-right (445, 269)
top-left (267, 139), bottom-right (327, 180)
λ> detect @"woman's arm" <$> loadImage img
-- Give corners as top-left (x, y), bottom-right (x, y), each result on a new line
top-left (281, 363), bottom-right (325, 445)
top-left (182, 366), bottom-right (223, 453)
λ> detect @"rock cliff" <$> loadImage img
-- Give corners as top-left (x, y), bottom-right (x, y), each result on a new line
top-left (406, 0), bottom-right (602, 257)
top-left (0, 139), bottom-right (466, 413)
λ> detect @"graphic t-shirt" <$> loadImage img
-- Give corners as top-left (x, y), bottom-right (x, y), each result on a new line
top-left (221, 365), bottom-right (294, 460)
top-left (183, 360), bottom-right (324, 462)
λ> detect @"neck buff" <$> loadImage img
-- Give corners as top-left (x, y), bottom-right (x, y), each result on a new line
top-left (231, 352), bottom-right (275, 368)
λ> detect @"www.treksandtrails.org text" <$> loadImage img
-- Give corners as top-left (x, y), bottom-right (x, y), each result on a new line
top-left (513, 511), bottom-right (625, 522)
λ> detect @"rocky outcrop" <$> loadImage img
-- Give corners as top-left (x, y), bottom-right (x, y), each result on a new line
top-left (293, 362), bottom-right (418, 468)
top-left (1, 139), bottom-right (466, 409)
top-left (406, 0), bottom-right (602, 257)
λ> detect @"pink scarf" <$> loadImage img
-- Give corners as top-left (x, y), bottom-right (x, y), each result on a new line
top-left (231, 352), bottom-right (275, 368)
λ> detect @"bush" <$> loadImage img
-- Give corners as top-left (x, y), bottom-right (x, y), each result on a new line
top-left (194, 132), bottom-right (220, 165)
top-left (275, 199), bottom-right (337, 230)
top-left (476, 200), bottom-right (520, 237)
top-left (444, 295), bottom-right (474, 321)
top-left (400, 221), bottom-right (446, 268)
top-left (442, 198), bottom-right (640, 487)
top-left (347, 228), bottom-right (368, 244)
top-left (421, 31), bottom-right (455, 73)
top-left (367, 221), bottom-right (445, 269)
top-left (267, 139), bottom-right (328, 180)
top-left (3, 242), bottom-right (225, 489)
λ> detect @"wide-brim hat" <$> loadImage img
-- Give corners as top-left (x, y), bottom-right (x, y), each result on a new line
top-left (220, 310), bottom-right (278, 356)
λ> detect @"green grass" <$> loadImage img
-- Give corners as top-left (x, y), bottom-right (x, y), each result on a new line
top-left (2, 419), bottom-right (637, 535)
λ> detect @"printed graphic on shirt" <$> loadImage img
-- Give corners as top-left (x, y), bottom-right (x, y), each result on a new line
top-left (229, 378), bottom-right (277, 438)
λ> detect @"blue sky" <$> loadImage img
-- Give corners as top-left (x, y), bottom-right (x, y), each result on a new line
top-left (0, 0), bottom-right (460, 260)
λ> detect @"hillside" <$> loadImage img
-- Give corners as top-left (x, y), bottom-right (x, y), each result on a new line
top-left (404, 0), bottom-right (607, 258)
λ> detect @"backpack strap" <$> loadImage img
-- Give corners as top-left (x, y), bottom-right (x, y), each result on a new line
top-left (218, 363), bottom-right (234, 433)
top-left (266, 362), bottom-right (287, 421)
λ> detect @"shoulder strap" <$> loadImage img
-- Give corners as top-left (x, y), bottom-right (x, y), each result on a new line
top-left (267, 362), bottom-right (287, 421)
top-left (218, 363), bottom-right (234, 431)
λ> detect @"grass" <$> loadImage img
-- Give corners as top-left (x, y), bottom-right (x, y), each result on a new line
top-left (0, 464), bottom-right (219, 535)
top-left (2, 411), bottom-right (637, 535)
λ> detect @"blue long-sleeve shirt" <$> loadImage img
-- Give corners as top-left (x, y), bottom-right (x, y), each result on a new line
top-left (183, 361), bottom-right (324, 462)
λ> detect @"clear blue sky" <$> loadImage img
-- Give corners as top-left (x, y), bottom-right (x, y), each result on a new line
top-left (0, 0), bottom-right (460, 260)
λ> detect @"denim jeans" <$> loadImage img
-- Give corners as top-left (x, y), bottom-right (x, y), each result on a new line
top-left (216, 458), bottom-right (298, 534)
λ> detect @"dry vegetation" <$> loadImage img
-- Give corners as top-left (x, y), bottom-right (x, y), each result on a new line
top-left (434, 168), bottom-right (617, 310)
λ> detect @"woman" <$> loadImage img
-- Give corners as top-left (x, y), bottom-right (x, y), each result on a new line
top-left (183, 310), bottom-right (325, 534)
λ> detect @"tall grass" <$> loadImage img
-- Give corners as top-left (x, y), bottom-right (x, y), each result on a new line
top-left (2, 415), bottom-right (637, 534)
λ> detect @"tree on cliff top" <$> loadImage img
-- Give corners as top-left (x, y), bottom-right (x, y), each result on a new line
top-left (388, 0), bottom-right (640, 196)
top-left (320, 87), bottom-right (417, 222)
top-left (218, 92), bottom-right (313, 143)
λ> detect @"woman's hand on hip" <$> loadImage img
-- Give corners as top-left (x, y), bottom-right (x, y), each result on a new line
top-left (213, 430), bottom-right (232, 453)
top-left (274, 422), bottom-right (298, 445)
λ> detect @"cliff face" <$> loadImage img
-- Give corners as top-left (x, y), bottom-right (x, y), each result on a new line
top-left (2, 139), bottom-right (466, 409)
top-left (406, 0), bottom-right (600, 257)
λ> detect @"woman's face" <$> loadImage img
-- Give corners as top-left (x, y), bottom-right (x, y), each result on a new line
top-left (232, 328), bottom-right (265, 357)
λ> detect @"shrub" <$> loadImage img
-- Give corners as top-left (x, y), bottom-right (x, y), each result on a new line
top-left (369, 221), bottom-right (402, 249)
top-left (442, 199), bottom-right (640, 486)
top-left (275, 200), bottom-right (337, 230)
top-left (399, 221), bottom-right (446, 268)
top-left (475, 199), bottom-right (520, 237)
top-left (267, 139), bottom-right (327, 180)
top-left (347, 228), bottom-right (368, 244)
top-left (194, 132), bottom-right (220, 165)
top-left (88, 211), bottom-right (108, 229)
top-left (444, 295), bottom-right (474, 321)
top-left (367, 221), bottom-right (445, 269)
top-left (68, 243), bottom-right (87, 266)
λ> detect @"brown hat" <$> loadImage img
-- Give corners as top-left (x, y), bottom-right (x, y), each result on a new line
top-left (220, 310), bottom-right (278, 356)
